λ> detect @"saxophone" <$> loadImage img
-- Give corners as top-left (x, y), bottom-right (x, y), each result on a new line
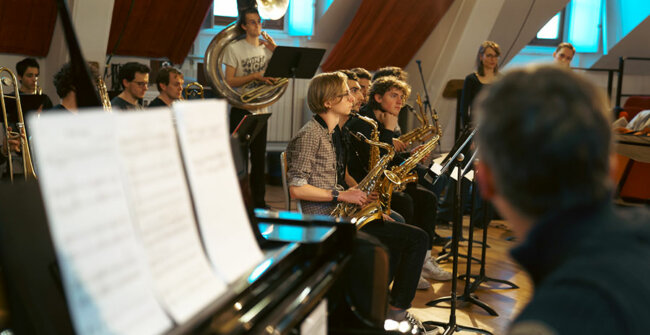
top-left (330, 132), bottom-right (395, 221)
top-left (398, 94), bottom-right (437, 146)
top-left (377, 107), bottom-right (443, 211)
top-left (350, 112), bottom-right (380, 171)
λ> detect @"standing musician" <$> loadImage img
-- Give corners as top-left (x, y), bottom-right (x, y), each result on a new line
top-left (15, 57), bottom-right (53, 110)
top-left (223, 6), bottom-right (277, 209)
top-left (110, 62), bottom-right (150, 111)
top-left (437, 41), bottom-right (501, 227)
top-left (552, 42), bottom-right (575, 68)
top-left (148, 67), bottom-right (184, 107)
top-left (286, 71), bottom-right (429, 325)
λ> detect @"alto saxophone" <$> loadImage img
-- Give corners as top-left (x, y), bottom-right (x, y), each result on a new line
top-left (330, 131), bottom-right (396, 222)
top-left (398, 93), bottom-right (437, 146)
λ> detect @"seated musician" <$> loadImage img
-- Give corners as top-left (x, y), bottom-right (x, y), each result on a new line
top-left (148, 67), bottom-right (184, 107)
top-left (50, 62), bottom-right (99, 113)
top-left (350, 67), bottom-right (372, 104)
top-left (15, 57), bottom-right (53, 110)
top-left (286, 71), bottom-right (428, 323)
top-left (110, 62), bottom-right (150, 110)
top-left (345, 75), bottom-right (452, 282)
top-left (476, 66), bottom-right (650, 334)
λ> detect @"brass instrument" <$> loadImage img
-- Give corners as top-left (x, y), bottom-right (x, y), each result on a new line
top-left (331, 132), bottom-right (396, 229)
top-left (0, 67), bottom-right (37, 182)
top-left (96, 77), bottom-right (112, 112)
top-left (204, 0), bottom-right (289, 110)
top-left (240, 77), bottom-right (289, 103)
top-left (184, 82), bottom-right (204, 99)
top-left (351, 112), bottom-right (381, 171)
top-left (399, 94), bottom-right (437, 146)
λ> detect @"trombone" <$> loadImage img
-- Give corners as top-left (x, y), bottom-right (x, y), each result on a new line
top-left (0, 67), bottom-right (37, 182)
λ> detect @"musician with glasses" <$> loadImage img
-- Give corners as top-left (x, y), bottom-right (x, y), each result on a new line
top-left (223, 6), bottom-right (277, 209)
top-left (149, 67), bottom-right (184, 107)
top-left (346, 75), bottom-right (452, 283)
top-left (110, 62), bottom-right (150, 110)
top-left (286, 71), bottom-right (429, 325)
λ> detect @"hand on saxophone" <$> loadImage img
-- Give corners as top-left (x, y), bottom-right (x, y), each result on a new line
top-left (260, 31), bottom-right (277, 52)
top-left (392, 138), bottom-right (407, 152)
top-left (340, 188), bottom-right (367, 206)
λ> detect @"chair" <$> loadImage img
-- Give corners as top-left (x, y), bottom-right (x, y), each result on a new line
top-left (280, 152), bottom-right (302, 212)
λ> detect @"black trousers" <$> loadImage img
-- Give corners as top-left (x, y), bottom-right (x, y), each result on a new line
top-left (229, 107), bottom-right (268, 207)
top-left (361, 220), bottom-right (427, 310)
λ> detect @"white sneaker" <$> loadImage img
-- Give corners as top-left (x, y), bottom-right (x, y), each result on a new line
top-left (417, 275), bottom-right (430, 290)
top-left (422, 257), bottom-right (453, 281)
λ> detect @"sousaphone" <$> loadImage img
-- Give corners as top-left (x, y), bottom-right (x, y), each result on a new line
top-left (204, 0), bottom-right (289, 110)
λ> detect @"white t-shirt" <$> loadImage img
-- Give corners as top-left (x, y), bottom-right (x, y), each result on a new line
top-left (223, 39), bottom-right (272, 94)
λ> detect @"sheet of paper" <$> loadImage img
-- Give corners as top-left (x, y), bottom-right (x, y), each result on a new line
top-left (29, 111), bottom-right (172, 335)
top-left (173, 100), bottom-right (264, 283)
top-left (116, 109), bottom-right (226, 323)
top-left (430, 156), bottom-right (474, 181)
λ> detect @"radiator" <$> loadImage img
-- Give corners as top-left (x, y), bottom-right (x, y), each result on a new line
top-left (267, 78), bottom-right (311, 142)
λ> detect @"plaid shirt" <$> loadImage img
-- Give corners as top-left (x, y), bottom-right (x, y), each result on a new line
top-left (286, 116), bottom-right (342, 215)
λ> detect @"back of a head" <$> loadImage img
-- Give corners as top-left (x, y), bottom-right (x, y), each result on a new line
top-left (372, 66), bottom-right (407, 82)
top-left (475, 65), bottom-right (612, 218)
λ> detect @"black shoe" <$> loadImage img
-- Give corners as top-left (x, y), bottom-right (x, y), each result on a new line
top-left (432, 234), bottom-right (449, 246)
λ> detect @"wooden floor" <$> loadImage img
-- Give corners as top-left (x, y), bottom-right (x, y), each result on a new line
top-left (265, 184), bottom-right (533, 334)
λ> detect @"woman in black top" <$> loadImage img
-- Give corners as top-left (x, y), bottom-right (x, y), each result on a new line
top-left (459, 41), bottom-right (501, 130)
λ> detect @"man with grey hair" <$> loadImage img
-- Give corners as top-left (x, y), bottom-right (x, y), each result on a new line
top-left (474, 65), bottom-right (650, 334)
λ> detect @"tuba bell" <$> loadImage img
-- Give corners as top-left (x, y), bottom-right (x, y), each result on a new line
top-left (204, 0), bottom-right (289, 110)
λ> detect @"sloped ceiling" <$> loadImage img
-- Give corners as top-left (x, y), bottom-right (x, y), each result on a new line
top-left (593, 16), bottom-right (650, 75)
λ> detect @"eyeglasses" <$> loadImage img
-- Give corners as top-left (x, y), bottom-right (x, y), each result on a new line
top-left (483, 54), bottom-right (499, 59)
top-left (131, 81), bottom-right (148, 87)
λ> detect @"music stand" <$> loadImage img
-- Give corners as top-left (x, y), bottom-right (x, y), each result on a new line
top-left (264, 46), bottom-right (325, 136)
top-left (423, 128), bottom-right (493, 335)
top-left (1, 95), bottom-right (48, 125)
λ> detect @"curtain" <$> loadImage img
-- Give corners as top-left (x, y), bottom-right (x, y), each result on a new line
top-left (321, 0), bottom-right (454, 72)
top-left (0, 0), bottom-right (57, 57)
top-left (107, 0), bottom-right (213, 64)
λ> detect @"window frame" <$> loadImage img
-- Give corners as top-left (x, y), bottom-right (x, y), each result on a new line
top-left (530, 9), bottom-right (566, 47)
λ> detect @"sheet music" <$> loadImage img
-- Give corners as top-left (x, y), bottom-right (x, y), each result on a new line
top-left (29, 111), bottom-right (172, 335)
top-left (430, 156), bottom-right (474, 181)
top-left (116, 109), bottom-right (226, 323)
top-left (173, 100), bottom-right (264, 283)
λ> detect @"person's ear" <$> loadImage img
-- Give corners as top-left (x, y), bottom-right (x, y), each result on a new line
top-left (476, 160), bottom-right (496, 200)
top-left (374, 93), bottom-right (382, 104)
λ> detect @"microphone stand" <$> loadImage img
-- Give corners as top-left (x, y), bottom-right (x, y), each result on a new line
top-left (416, 60), bottom-right (441, 154)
